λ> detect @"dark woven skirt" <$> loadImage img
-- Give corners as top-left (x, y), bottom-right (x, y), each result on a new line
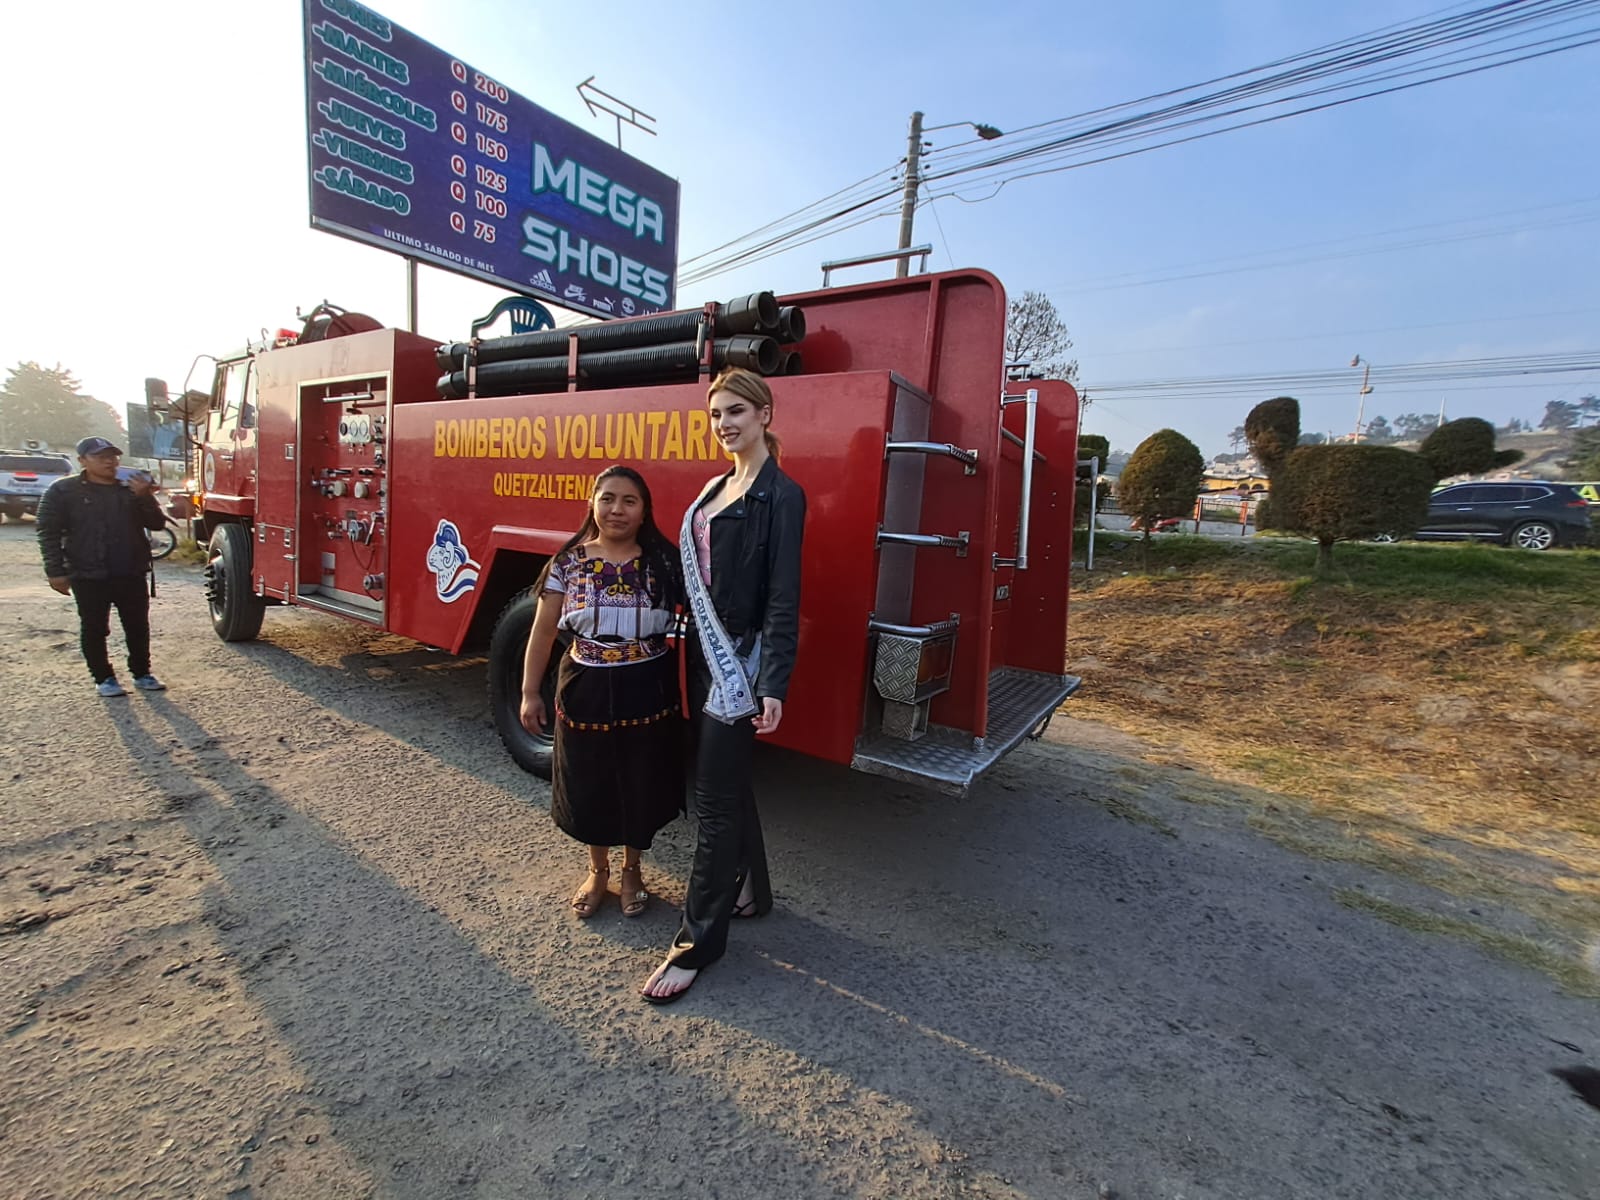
top-left (550, 649), bottom-right (684, 849)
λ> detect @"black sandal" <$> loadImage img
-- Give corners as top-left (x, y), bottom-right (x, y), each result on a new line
top-left (640, 962), bottom-right (702, 1005)
top-left (731, 871), bottom-right (762, 919)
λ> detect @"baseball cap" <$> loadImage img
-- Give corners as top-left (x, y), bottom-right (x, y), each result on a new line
top-left (76, 436), bottom-right (123, 457)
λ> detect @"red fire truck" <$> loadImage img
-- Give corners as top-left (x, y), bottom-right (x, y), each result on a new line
top-left (163, 269), bottom-right (1081, 795)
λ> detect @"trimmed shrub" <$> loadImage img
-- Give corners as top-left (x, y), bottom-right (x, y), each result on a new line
top-left (1274, 444), bottom-right (1435, 571)
top-left (1245, 396), bottom-right (1300, 478)
top-left (1419, 417), bottom-right (1524, 481)
top-left (1119, 429), bottom-right (1204, 560)
top-left (1076, 436), bottom-right (1112, 527)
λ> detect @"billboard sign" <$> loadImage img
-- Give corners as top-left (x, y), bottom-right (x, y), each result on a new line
top-left (301, 0), bottom-right (679, 320)
top-left (126, 405), bottom-right (191, 462)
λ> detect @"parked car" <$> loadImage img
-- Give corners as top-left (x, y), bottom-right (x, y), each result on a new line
top-left (1128, 515), bottom-right (1184, 533)
top-left (1403, 481), bottom-right (1593, 550)
top-left (0, 450), bottom-right (74, 521)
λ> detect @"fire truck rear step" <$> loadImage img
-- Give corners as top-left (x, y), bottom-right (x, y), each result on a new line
top-left (294, 589), bottom-right (382, 624)
top-left (852, 668), bottom-right (1081, 797)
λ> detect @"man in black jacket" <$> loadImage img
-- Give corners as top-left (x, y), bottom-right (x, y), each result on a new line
top-left (37, 436), bottom-right (169, 697)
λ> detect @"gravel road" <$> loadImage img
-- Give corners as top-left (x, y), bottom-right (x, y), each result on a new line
top-left (2, 521), bottom-right (1596, 1199)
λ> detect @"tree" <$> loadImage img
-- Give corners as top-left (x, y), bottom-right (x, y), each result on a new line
top-left (1577, 395), bottom-right (1600, 427)
top-left (1363, 415), bottom-right (1394, 444)
top-left (1540, 399), bottom-right (1578, 431)
top-left (0, 362), bottom-right (123, 451)
top-left (1392, 412), bottom-right (1440, 441)
top-left (1004, 291), bottom-right (1078, 383)
top-left (1228, 425), bottom-right (1247, 454)
top-left (1418, 417), bottom-right (1523, 481)
top-left (1078, 434), bottom-right (1110, 465)
top-left (1273, 444), bottom-right (1435, 573)
top-left (1562, 426), bottom-right (1600, 479)
top-left (1117, 429), bottom-right (1203, 564)
top-left (1297, 432), bottom-right (1328, 446)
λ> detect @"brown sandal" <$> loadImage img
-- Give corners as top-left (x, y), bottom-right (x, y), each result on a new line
top-left (572, 867), bottom-right (610, 919)
top-left (619, 864), bottom-right (649, 918)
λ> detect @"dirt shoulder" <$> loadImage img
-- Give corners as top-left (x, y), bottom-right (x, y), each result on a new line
top-left (1068, 533), bottom-right (1600, 986)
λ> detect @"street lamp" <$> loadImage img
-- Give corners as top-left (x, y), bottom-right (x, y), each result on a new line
top-left (895, 112), bottom-right (1004, 277)
top-left (1349, 354), bottom-right (1374, 441)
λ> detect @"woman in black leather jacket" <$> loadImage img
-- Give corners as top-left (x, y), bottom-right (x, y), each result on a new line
top-left (642, 368), bottom-right (805, 1004)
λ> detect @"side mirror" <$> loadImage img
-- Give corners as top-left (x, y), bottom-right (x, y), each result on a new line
top-left (144, 377), bottom-right (170, 406)
top-left (173, 390), bottom-right (213, 421)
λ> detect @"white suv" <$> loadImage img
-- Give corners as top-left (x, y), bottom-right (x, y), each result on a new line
top-left (0, 450), bottom-right (75, 521)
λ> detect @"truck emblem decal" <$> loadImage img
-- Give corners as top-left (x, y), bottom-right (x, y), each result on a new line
top-left (427, 520), bottom-right (481, 603)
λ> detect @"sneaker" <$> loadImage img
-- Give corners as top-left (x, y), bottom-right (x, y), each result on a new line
top-left (97, 679), bottom-right (127, 697)
top-left (132, 674), bottom-right (167, 692)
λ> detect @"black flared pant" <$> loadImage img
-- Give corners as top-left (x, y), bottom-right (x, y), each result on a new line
top-left (667, 642), bottom-right (772, 970)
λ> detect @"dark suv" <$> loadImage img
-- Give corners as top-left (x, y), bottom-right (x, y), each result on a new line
top-left (1411, 481), bottom-right (1593, 550)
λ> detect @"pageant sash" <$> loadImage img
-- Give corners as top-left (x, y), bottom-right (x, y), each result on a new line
top-left (681, 477), bottom-right (761, 725)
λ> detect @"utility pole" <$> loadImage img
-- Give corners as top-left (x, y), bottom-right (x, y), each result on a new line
top-left (1350, 354), bottom-right (1373, 441)
top-left (895, 111), bottom-right (924, 279)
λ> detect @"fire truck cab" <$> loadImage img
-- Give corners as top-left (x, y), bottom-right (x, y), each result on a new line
top-left (175, 269), bottom-right (1081, 795)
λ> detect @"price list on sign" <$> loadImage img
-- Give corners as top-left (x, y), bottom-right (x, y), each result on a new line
top-left (301, 0), bottom-right (679, 320)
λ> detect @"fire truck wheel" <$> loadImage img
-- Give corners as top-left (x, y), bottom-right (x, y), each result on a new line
top-left (488, 587), bottom-right (556, 779)
top-left (206, 524), bottom-right (266, 642)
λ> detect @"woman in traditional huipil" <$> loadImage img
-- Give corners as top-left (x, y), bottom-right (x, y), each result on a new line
top-left (641, 367), bottom-right (806, 1003)
top-left (520, 465), bottom-right (684, 918)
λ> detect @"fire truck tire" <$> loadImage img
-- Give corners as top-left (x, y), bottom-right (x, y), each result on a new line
top-left (206, 524), bottom-right (266, 642)
top-left (488, 587), bottom-right (558, 779)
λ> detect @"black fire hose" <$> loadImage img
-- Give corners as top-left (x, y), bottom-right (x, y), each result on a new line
top-left (775, 305), bottom-right (806, 344)
top-left (435, 335), bottom-right (782, 398)
top-left (435, 292), bottom-right (780, 371)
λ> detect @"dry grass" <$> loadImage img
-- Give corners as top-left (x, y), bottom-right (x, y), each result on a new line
top-left (1068, 534), bottom-right (1600, 972)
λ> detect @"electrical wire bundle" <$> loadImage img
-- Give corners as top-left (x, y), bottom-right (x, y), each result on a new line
top-left (678, 0), bottom-right (1600, 288)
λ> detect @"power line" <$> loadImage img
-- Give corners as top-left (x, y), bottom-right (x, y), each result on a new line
top-left (1085, 305), bottom-right (1600, 358)
top-left (676, 1), bottom-right (1600, 286)
top-left (922, 2), bottom-right (1600, 191)
top-left (1042, 197), bottom-right (1600, 294)
top-left (1087, 350), bottom-right (1600, 405)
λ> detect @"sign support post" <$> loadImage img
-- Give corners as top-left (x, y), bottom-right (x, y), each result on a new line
top-left (406, 258), bottom-right (418, 332)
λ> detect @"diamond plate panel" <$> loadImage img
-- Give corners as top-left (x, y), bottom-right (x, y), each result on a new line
top-left (852, 669), bottom-right (1082, 796)
top-left (872, 634), bottom-right (925, 702)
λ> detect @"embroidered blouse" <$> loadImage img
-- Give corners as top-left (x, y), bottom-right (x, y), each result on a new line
top-left (544, 547), bottom-right (675, 667)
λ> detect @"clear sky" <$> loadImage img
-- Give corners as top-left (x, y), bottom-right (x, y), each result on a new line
top-left (1, 0), bottom-right (1594, 459)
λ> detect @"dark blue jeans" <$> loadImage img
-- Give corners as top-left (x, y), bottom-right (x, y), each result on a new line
top-left (72, 574), bottom-right (151, 683)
